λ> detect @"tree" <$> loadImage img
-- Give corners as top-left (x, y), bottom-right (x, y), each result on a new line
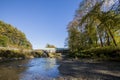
top-left (67, 0), bottom-right (120, 54)
top-left (68, 21), bottom-right (80, 53)
top-left (0, 36), bottom-right (9, 47)
top-left (79, 2), bottom-right (120, 46)
top-left (0, 21), bottom-right (32, 49)
top-left (46, 44), bottom-right (56, 48)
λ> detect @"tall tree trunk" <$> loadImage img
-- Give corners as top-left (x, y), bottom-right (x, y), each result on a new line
top-left (97, 25), bottom-right (103, 47)
top-left (99, 34), bottom-right (103, 47)
top-left (106, 31), bottom-right (110, 46)
top-left (107, 27), bottom-right (117, 46)
top-left (96, 39), bottom-right (98, 46)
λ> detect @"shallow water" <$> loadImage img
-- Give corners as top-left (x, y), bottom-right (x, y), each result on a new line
top-left (0, 58), bottom-right (60, 80)
top-left (0, 58), bottom-right (120, 80)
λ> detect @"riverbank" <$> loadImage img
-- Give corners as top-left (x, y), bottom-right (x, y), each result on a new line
top-left (58, 58), bottom-right (120, 80)
top-left (0, 48), bottom-right (43, 62)
top-left (0, 58), bottom-right (61, 80)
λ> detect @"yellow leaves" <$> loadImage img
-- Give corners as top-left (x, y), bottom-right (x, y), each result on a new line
top-left (0, 21), bottom-right (32, 49)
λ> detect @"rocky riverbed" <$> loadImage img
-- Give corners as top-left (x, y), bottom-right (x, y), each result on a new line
top-left (0, 58), bottom-right (120, 80)
top-left (58, 59), bottom-right (120, 80)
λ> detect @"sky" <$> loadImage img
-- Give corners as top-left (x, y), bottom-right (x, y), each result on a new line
top-left (0, 0), bottom-right (81, 49)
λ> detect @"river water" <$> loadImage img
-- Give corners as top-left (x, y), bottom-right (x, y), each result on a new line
top-left (0, 58), bottom-right (60, 80)
top-left (0, 58), bottom-right (120, 80)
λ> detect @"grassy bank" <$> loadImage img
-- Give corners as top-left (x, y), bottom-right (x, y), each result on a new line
top-left (68, 46), bottom-right (120, 61)
top-left (0, 48), bottom-right (62, 62)
top-left (0, 49), bottom-right (43, 61)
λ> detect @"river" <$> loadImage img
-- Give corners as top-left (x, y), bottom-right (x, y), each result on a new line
top-left (0, 58), bottom-right (60, 80)
top-left (0, 58), bottom-right (120, 80)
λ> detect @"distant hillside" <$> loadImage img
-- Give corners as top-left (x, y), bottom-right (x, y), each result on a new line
top-left (0, 21), bottom-right (32, 49)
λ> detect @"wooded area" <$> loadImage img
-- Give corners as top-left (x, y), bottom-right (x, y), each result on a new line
top-left (67, 0), bottom-right (120, 59)
top-left (0, 21), bottom-right (32, 49)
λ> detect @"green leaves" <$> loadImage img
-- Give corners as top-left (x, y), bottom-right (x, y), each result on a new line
top-left (0, 36), bottom-right (9, 47)
top-left (67, 0), bottom-right (120, 57)
top-left (0, 21), bottom-right (32, 49)
top-left (46, 44), bottom-right (56, 48)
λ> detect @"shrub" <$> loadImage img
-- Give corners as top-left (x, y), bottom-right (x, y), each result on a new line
top-left (31, 51), bottom-right (43, 57)
top-left (0, 49), bottom-right (30, 59)
top-left (76, 46), bottom-right (120, 60)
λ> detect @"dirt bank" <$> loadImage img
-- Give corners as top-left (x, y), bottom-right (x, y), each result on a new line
top-left (58, 59), bottom-right (120, 80)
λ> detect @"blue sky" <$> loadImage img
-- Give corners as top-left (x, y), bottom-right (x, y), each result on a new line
top-left (0, 0), bottom-right (81, 49)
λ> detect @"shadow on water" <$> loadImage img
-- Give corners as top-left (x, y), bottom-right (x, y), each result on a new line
top-left (0, 58), bottom-right (60, 80)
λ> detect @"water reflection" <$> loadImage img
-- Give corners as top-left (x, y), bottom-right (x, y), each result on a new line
top-left (0, 58), bottom-right (60, 80)
top-left (0, 60), bottom-right (29, 80)
top-left (20, 58), bottom-right (60, 80)
top-left (20, 58), bottom-right (59, 80)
